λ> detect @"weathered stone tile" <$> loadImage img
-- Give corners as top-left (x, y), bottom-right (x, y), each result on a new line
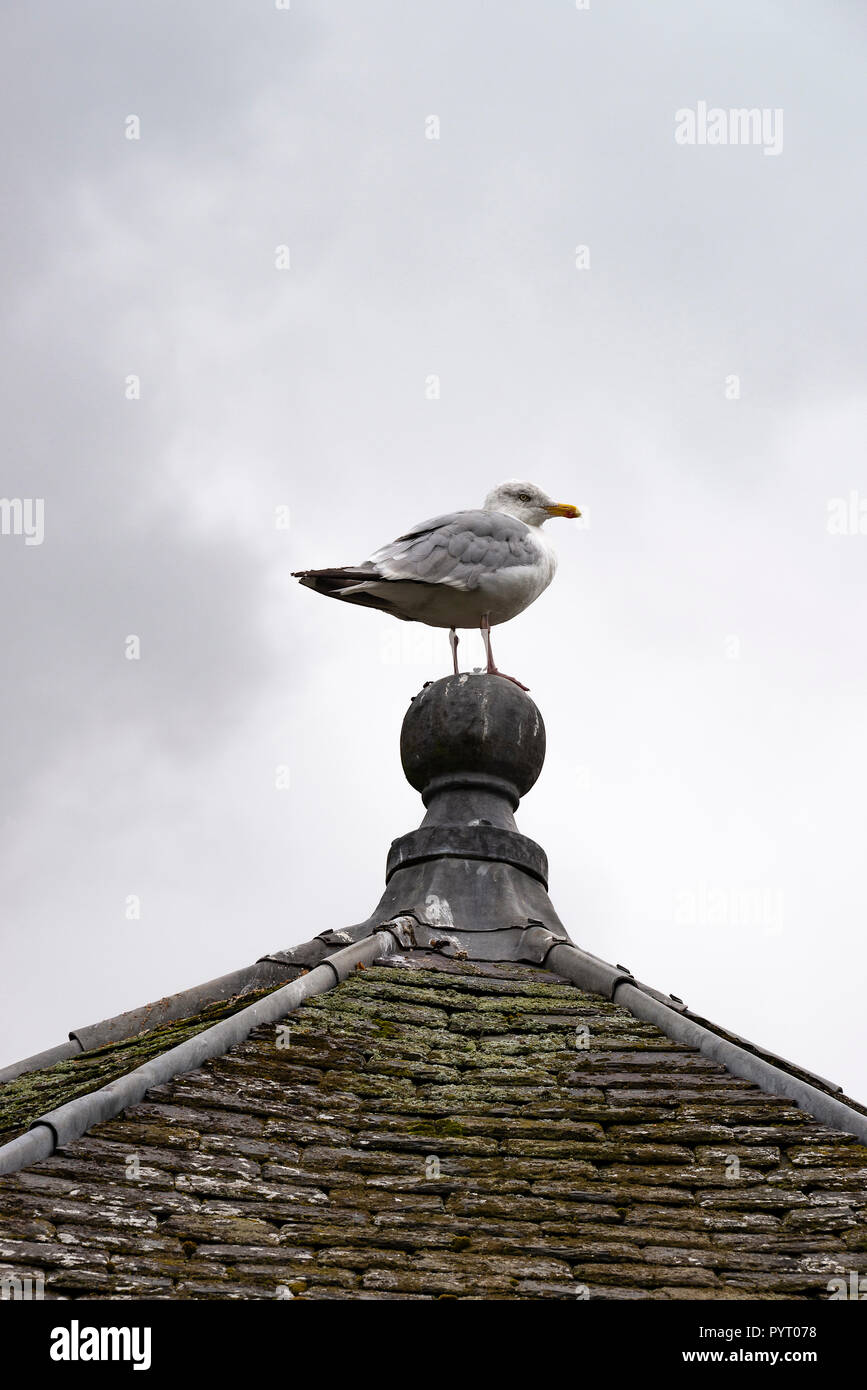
top-left (573, 1262), bottom-right (719, 1289)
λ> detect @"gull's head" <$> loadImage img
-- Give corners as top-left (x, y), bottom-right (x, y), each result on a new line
top-left (483, 479), bottom-right (581, 527)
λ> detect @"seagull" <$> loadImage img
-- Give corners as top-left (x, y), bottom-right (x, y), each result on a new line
top-left (292, 480), bottom-right (580, 688)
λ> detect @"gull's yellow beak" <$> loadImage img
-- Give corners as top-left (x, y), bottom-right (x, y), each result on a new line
top-left (546, 502), bottom-right (581, 519)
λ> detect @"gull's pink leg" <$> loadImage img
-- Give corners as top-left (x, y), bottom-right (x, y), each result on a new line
top-left (449, 627), bottom-right (460, 675)
top-left (480, 614), bottom-right (529, 691)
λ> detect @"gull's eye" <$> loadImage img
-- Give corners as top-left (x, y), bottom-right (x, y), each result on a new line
top-left (518, 492), bottom-right (531, 503)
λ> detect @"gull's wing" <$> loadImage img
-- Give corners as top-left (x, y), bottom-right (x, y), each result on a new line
top-left (367, 509), bottom-right (537, 592)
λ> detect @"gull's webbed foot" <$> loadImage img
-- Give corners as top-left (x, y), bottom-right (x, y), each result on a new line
top-left (486, 668), bottom-right (530, 692)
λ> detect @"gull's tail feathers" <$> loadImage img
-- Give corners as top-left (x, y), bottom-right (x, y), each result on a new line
top-left (291, 566), bottom-right (413, 620)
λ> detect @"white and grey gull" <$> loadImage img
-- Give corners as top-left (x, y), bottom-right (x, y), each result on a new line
top-left (292, 480), bottom-right (581, 688)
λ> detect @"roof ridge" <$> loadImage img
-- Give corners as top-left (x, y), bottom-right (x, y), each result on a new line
top-left (0, 936), bottom-right (337, 1085)
top-left (0, 926), bottom-right (412, 1179)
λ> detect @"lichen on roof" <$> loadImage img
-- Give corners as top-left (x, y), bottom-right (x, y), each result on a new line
top-left (1, 955), bottom-right (866, 1300)
top-left (0, 987), bottom-right (281, 1147)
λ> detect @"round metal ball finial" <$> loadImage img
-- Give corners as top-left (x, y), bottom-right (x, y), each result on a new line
top-left (341, 671), bottom-right (567, 943)
top-left (400, 673), bottom-right (546, 809)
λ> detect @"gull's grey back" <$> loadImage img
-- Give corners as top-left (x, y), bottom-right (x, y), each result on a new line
top-left (369, 508), bottom-right (537, 591)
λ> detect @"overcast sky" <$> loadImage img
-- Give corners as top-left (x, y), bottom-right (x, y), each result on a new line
top-left (2, 0), bottom-right (866, 1100)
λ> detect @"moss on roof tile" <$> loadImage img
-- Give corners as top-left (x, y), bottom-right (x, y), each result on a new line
top-left (0, 987), bottom-right (279, 1146)
top-left (1, 956), bottom-right (866, 1300)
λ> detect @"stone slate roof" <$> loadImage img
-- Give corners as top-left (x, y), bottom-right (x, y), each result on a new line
top-left (2, 952), bottom-right (866, 1301)
top-left (0, 988), bottom-right (286, 1149)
